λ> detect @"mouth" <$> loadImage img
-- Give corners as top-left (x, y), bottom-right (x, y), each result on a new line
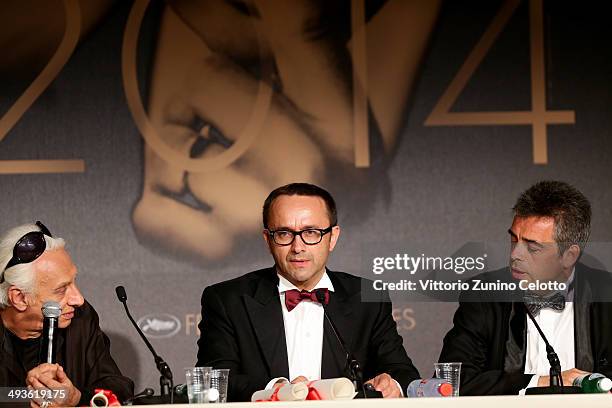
top-left (511, 268), bottom-right (528, 280)
top-left (62, 311), bottom-right (75, 319)
top-left (289, 259), bottom-right (310, 267)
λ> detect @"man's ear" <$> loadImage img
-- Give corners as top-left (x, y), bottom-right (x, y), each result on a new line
top-left (561, 244), bottom-right (581, 269)
top-left (328, 225), bottom-right (341, 252)
top-left (7, 286), bottom-right (28, 312)
top-left (262, 229), bottom-right (272, 248)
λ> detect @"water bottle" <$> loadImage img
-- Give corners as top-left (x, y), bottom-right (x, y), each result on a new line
top-left (573, 373), bottom-right (612, 393)
top-left (406, 378), bottom-right (453, 397)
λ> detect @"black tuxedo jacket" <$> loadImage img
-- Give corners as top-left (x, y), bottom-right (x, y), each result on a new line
top-left (438, 264), bottom-right (612, 395)
top-left (196, 268), bottom-right (420, 401)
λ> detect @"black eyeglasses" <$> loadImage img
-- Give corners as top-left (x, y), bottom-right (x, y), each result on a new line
top-left (266, 225), bottom-right (335, 246)
top-left (0, 221), bottom-right (53, 283)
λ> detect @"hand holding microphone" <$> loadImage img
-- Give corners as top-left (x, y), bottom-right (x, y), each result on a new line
top-left (25, 301), bottom-right (82, 406)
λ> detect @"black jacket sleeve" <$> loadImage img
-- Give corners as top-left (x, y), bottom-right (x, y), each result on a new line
top-left (197, 286), bottom-right (267, 402)
top-left (366, 291), bottom-right (420, 391)
top-left (438, 300), bottom-right (531, 395)
top-left (69, 303), bottom-right (134, 405)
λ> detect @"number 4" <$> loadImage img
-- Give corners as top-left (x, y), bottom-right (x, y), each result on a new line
top-left (425, 0), bottom-right (574, 164)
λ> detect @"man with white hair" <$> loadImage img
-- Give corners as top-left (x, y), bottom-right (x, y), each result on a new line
top-left (0, 221), bottom-right (133, 407)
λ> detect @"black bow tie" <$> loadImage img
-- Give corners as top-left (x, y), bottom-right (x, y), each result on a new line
top-left (524, 291), bottom-right (566, 315)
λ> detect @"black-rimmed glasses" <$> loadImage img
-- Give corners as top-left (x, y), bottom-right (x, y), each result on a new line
top-left (266, 225), bottom-right (335, 246)
top-left (0, 221), bottom-right (53, 283)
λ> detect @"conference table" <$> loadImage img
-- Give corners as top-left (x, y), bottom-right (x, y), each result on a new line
top-left (141, 394), bottom-right (612, 407)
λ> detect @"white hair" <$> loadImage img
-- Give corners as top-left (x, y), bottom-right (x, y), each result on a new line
top-left (0, 223), bottom-right (65, 308)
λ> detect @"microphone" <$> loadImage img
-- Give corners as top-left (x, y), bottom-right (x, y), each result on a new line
top-left (314, 290), bottom-right (382, 399)
top-left (136, 388), bottom-right (155, 398)
top-left (115, 286), bottom-right (174, 403)
top-left (123, 387), bottom-right (155, 405)
top-left (40, 301), bottom-right (62, 364)
top-left (116, 286), bottom-right (127, 302)
top-left (523, 304), bottom-right (581, 394)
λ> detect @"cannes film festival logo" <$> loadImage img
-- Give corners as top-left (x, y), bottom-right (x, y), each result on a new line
top-left (137, 313), bottom-right (181, 338)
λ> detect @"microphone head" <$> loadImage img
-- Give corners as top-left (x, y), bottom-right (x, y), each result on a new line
top-left (115, 286), bottom-right (127, 302)
top-left (42, 301), bottom-right (62, 318)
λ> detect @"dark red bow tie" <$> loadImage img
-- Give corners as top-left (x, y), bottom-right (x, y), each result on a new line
top-left (284, 288), bottom-right (329, 311)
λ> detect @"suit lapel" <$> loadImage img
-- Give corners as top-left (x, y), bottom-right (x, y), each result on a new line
top-left (510, 302), bottom-right (526, 351)
top-left (503, 302), bottom-right (527, 372)
top-left (573, 264), bottom-right (594, 371)
top-left (321, 272), bottom-right (355, 379)
top-left (243, 270), bottom-right (289, 379)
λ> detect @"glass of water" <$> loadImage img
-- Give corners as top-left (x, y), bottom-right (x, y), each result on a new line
top-left (209, 369), bottom-right (230, 403)
top-left (185, 367), bottom-right (211, 404)
top-left (434, 362), bottom-right (462, 397)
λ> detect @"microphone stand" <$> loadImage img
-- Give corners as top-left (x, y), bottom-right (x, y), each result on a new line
top-left (115, 286), bottom-right (175, 404)
top-left (315, 290), bottom-right (382, 398)
top-left (523, 304), bottom-right (581, 394)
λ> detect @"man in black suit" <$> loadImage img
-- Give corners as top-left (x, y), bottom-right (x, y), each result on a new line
top-left (197, 183), bottom-right (419, 401)
top-left (438, 180), bottom-right (612, 395)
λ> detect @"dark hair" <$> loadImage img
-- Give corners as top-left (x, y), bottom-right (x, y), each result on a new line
top-left (263, 183), bottom-right (337, 228)
top-left (513, 180), bottom-right (591, 254)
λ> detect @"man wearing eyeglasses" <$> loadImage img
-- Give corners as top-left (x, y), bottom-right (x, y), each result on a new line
top-left (0, 222), bottom-right (134, 407)
top-left (196, 183), bottom-right (419, 401)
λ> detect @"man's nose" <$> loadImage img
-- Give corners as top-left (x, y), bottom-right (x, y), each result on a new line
top-left (290, 234), bottom-right (307, 252)
top-left (510, 241), bottom-right (525, 261)
top-left (67, 284), bottom-right (85, 307)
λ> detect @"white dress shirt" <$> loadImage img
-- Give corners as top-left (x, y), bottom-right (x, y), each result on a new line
top-left (520, 272), bottom-right (576, 394)
top-left (279, 272), bottom-right (335, 381)
top-left (265, 272), bottom-right (334, 389)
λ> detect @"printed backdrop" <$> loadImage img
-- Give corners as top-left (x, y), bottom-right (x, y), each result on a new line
top-left (2, 0), bottom-right (611, 392)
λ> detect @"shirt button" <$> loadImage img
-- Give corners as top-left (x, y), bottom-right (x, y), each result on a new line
top-left (305, 332), bottom-right (310, 338)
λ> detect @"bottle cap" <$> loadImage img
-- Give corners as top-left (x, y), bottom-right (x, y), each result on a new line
top-left (438, 383), bottom-right (453, 397)
top-left (600, 377), bottom-right (612, 392)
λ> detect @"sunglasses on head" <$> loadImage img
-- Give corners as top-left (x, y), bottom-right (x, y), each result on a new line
top-left (0, 221), bottom-right (53, 283)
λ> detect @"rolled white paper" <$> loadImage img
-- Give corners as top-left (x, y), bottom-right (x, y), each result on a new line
top-left (251, 382), bottom-right (309, 401)
top-left (308, 378), bottom-right (356, 400)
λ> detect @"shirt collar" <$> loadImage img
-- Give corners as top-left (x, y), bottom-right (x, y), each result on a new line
top-left (277, 271), bottom-right (335, 293)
